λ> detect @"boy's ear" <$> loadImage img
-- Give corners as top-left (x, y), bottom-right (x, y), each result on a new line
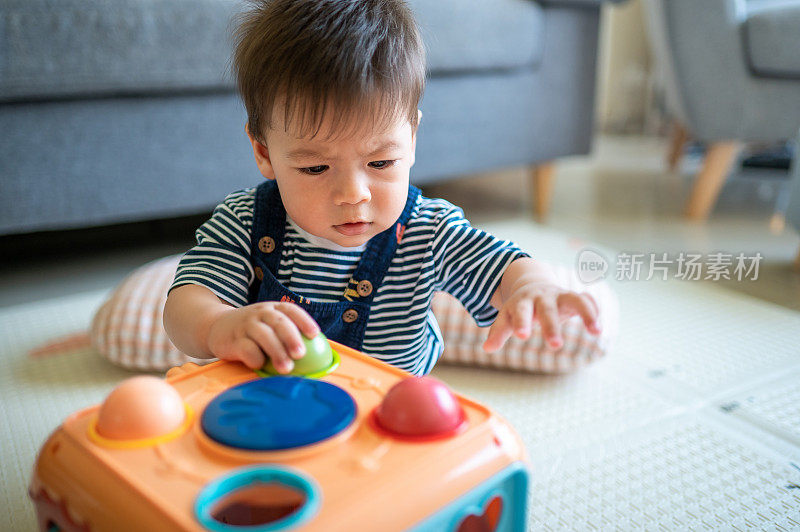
top-left (245, 123), bottom-right (276, 180)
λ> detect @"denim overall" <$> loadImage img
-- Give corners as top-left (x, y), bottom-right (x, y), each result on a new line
top-left (247, 179), bottom-right (421, 351)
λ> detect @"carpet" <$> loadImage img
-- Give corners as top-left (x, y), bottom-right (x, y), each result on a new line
top-left (2, 221), bottom-right (799, 530)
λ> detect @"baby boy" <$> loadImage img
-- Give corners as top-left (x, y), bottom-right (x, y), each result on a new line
top-left (164, 0), bottom-right (601, 376)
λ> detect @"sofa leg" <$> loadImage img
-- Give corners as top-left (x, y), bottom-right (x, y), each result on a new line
top-left (667, 122), bottom-right (689, 172)
top-left (685, 141), bottom-right (741, 221)
top-left (769, 213), bottom-right (786, 234)
top-left (530, 162), bottom-right (556, 223)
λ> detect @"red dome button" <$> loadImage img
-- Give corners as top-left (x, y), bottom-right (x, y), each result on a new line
top-left (372, 377), bottom-right (466, 441)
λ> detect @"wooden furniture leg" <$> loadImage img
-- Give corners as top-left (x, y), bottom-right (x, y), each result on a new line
top-left (794, 246), bottom-right (800, 272)
top-left (667, 122), bottom-right (689, 172)
top-left (685, 141), bottom-right (741, 221)
top-left (530, 162), bottom-right (556, 223)
top-left (769, 213), bottom-right (786, 234)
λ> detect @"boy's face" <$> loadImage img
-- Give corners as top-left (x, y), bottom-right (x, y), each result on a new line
top-left (248, 108), bottom-right (419, 248)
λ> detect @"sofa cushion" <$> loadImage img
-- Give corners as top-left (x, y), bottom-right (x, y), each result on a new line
top-left (408, 0), bottom-right (544, 74)
top-left (0, 0), bottom-right (241, 102)
top-left (1, 0), bottom-right (545, 102)
top-left (743, 2), bottom-right (800, 79)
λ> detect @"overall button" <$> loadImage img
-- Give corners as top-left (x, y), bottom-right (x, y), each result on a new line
top-left (342, 309), bottom-right (359, 323)
top-left (356, 280), bottom-right (373, 297)
top-left (258, 236), bottom-right (276, 253)
top-left (254, 267), bottom-right (264, 281)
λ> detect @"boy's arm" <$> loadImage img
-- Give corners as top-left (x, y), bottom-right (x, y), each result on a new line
top-left (163, 285), bottom-right (234, 359)
top-left (164, 284), bottom-right (319, 373)
top-left (163, 188), bottom-right (317, 373)
top-left (484, 257), bottom-right (601, 353)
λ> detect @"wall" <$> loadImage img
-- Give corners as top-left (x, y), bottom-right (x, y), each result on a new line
top-left (595, 0), bottom-right (659, 135)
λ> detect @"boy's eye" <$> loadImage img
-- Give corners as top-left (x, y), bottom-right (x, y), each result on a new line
top-left (368, 160), bottom-right (395, 169)
top-left (300, 165), bottom-right (328, 175)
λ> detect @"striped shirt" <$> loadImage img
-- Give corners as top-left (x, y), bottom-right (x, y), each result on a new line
top-left (170, 188), bottom-right (529, 375)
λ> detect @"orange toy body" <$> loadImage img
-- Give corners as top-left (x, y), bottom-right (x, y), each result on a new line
top-left (30, 341), bottom-right (529, 531)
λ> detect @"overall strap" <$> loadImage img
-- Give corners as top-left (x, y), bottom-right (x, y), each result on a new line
top-left (343, 185), bottom-right (421, 303)
top-left (251, 179), bottom-right (288, 275)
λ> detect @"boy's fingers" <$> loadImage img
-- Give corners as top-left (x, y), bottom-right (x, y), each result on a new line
top-left (262, 308), bottom-right (306, 359)
top-left (556, 293), bottom-right (601, 334)
top-left (510, 299), bottom-right (533, 339)
top-left (483, 311), bottom-right (513, 353)
top-left (534, 298), bottom-right (562, 348)
top-left (579, 293), bottom-right (602, 334)
top-left (246, 322), bottom-right (293, 373)
top-left (582, 292), bottom-right (600, 315)
top-left (554, 292), bottom-right (585, 321)
top-left (273, 320), bottom-right (306, 360)
top-left (233, 338), bottom-right (267, 370)
top-left (277, 303), bottom-right (320, 338)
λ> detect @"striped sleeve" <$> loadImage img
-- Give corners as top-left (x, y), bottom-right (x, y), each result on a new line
top-left (169, 189), bottom-right (256, 307)
top-left (431, 203), bottom-right (530, 327)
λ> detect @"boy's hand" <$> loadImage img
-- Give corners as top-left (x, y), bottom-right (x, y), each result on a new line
top-left (206, 302), bottom-right (320, 373)
top-left (483, 282), bottom-right (601, 353)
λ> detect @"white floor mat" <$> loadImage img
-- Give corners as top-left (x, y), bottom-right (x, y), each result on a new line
top-left (2, 223), bottom-right (799, 530)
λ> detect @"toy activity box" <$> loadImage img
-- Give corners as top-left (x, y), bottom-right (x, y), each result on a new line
top-left (29, 337), bottom-right (529, 531)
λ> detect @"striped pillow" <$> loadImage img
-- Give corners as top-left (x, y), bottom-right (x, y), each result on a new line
top-left (90, 255), bottom-right (617, 372)
top-left (89, 255), bottom-right (206, 371)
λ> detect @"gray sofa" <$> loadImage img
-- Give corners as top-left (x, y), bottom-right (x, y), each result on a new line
top-left (1, 0), bottom-right (612, 236)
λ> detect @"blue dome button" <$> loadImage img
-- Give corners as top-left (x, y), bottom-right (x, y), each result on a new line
top-left (201, 377), bottom-right (356, 451)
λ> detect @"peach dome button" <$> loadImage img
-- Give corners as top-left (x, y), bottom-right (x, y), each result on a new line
top-left (95, 376), bottom-right (186, 440)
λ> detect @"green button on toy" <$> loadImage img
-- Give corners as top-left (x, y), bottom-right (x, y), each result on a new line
top-left (256, 332), bottom-right (340, 379)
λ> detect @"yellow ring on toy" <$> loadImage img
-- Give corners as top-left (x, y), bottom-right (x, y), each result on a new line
top-left (87, 402), bottom-right (194, 449)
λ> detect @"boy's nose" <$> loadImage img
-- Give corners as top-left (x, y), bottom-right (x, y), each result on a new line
top-left (334, 174), bottom-right (371, 206)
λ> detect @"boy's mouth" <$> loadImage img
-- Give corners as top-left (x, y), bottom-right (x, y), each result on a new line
top-left (334, 222), bottom-right (371, 236)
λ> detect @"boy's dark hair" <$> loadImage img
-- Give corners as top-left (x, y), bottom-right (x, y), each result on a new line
top-left (233, 0), bottom-right (426, 142)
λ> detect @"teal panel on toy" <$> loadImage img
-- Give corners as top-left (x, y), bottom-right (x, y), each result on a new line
top-left (410, 462), bottom-right (529, 532)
